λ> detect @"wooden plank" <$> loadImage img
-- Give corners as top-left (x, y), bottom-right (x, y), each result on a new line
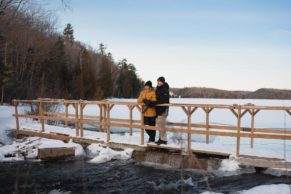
top-left (147, 144), bottom-right (230, 157)
top-left (240, 109), bottom-right (249, 119)
top-left (239, 156), bottom-right (291, 169)
top-left (230, 108), bottom-right (238, 118)
top-left (254, 128), bottom-right (291, 135)
top-left (14, 99), bottom-right (291, 111)
top-left (181, 106), bottom-right (187, 115)
top-left (18, 129), bottom-right (71, 141)
top-left (190, 107), bottom-right (198, 115)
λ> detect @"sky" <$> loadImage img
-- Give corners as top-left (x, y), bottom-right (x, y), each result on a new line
top-left (46, 0), bottom-right (291, 91)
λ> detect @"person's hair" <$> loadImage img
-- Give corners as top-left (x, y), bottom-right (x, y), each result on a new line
top-left (144, 81), bottom-right (153, 88)
top-left (157, 76), bottom-right (165, 83)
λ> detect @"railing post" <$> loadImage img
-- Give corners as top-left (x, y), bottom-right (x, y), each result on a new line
top-left (203, 107), bottom-right (213, 144)
top-left (13, 100), bottom-right (20, 132)
top-left (106, 104), bottom-right (114, 144)
top-left (236, 106), bottom-right (242, 157)
top-left (251, 109), bottom-right (255, 148)
top-left (140, 108), bottom-right (144, 145)
top-left (181, 106), bottom-right (197, 154)
top-left (187, 106), bottom-right (192, 153)
top-left (65, 103), bottom-right (69, 127)
top-left (74, 102), bottom-right (79, 136)
top-left (39, 100), bottom-right (45, 132)
top-left (103, 104), bottom-right (107, 132)
top-left (98, 104), bottom-right (103, 132)
top-left (135, 105), bottom-right (144, 145)
top-left (250, 109), bottom-right (260, 148)
top-left (128, 105), bottom-right (134, 136)
top-left (80, 101), bottom-right (84, 137)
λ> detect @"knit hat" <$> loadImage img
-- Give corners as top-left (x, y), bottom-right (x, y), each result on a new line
top-left (157, 76), bottom-right (165, 83)
top-left (144, 81), bottom-right (152, 88)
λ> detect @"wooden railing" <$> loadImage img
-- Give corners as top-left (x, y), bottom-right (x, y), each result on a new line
top-left (12, 98), bottom-right (291, 156)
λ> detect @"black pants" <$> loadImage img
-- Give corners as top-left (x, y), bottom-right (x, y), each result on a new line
top-left (144, 116), bottom-right (156, 142)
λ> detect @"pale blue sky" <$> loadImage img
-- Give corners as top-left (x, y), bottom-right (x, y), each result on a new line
top-left (47, 0), bottom-right (291, 90)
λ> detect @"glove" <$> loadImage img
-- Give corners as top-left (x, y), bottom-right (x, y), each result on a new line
top-left (143, 99), bottom-right (151, 106)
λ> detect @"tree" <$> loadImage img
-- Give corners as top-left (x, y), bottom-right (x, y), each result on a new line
top-left (98, 55), bottom-right (113, 98)
top-left (0, 2), bottom-right (144, 101)
top-left (114, 59), bottom-right (143, 98)
top-left (98, 43), bottom-right (106, 55)
top-left (63, 23), bottom-right (74, 42)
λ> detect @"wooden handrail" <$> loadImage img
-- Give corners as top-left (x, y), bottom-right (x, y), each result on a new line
top-left (12, 98), bottom-right (291, 157)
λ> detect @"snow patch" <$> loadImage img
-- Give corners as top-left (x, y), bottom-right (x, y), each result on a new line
top-left (87, 143), bottom-right (133, 164)
top-left (48, 189), bottom-right (71, 194)
top-left (219, 158), bottom-right (240, 172)
top-left (239, 184), bottom-right (291, 194)
top-left (151, 177), bottom-right (197, 191)
top-left (264, 168), bottom-right (291, 177)
top-left (67, 139), bottom-right (84, 157)
top-left (0, 137), bottom-right (84, 161)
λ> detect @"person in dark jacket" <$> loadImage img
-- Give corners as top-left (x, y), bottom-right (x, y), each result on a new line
top-left (155, 76), bottom-right (170, 145)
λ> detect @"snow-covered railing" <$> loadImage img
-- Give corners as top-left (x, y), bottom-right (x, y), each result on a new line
top-left (12, 99), bottom-right (291, 157)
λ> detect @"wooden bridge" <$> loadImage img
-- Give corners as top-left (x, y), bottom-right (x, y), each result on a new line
top-left (12, 98), bottom-right (291, 168)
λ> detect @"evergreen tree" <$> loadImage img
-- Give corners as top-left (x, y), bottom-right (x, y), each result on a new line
top-left (98, 56), bottom-right (113, 98)
top-left (63, 23), bottom-right (74, 42)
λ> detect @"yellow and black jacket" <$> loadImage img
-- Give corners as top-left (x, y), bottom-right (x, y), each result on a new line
top-left (137, 88), bottom-right (157, 117)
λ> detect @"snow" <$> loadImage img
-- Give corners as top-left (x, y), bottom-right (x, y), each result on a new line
top-left (200, 184), bottom-right (291, 194)
top-left (0, 106), bottom-right (15, 145)
top-left (87, 143), bottom-right (133, 164)
top-left (239, 184), bottom-right (291, 194)
top-left (48, 189), bottom-right (71, 194)
top-left (150, 177), bottom-right (197, 191)
top-left (264, 167), bottom-right (291, 177)
top-left (0, 137), bottom-right (84, 161)
top-left (218, 159), bottom-right (240, 172)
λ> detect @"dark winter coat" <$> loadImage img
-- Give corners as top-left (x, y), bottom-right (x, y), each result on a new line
top-left (155, 82), bottom-right (170, 116)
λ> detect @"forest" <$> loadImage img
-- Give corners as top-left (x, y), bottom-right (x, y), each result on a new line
top-left (0, 0), bottom-right (144, 103)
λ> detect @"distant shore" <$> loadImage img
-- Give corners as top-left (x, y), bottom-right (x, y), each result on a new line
top-left (171, 87), bottom-right (291, 99)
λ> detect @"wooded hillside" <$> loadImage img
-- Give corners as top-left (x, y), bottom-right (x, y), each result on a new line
top-left (0, 0), bottom-right (143, 102)
top-left (172, 87), bottom-right (291, 99)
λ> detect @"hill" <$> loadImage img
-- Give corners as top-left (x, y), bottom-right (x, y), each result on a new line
top-left (171, 87), bottom-right (291, 99)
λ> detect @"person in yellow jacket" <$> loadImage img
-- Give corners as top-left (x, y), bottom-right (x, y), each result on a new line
top-left (137, 81), bottom-right (157, 142)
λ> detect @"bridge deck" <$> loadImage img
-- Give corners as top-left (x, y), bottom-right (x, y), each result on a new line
top-left (16, 126), bottom-right (291, 169)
